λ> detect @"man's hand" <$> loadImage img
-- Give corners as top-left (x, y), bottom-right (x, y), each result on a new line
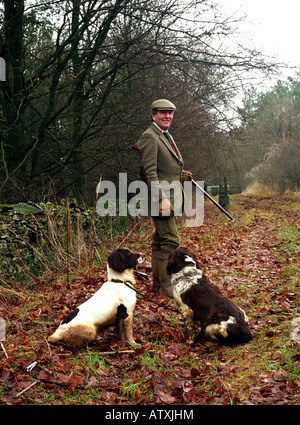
top-left (181, 169), bottom-right (192, 182)
top-left (159, 198), bottom-right (173, 217)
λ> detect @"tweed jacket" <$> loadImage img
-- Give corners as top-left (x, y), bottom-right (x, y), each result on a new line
top-left (138, 123), bottom-right (184, 213)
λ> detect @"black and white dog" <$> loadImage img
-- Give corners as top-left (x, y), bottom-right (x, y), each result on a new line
top-left (48, 248), bottom-right (144, 347)
top-left (166, 247), bottom-right (252, 346)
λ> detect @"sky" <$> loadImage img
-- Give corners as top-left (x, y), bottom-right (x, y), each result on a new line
top-left (220, 0), bottom-right (300, 81)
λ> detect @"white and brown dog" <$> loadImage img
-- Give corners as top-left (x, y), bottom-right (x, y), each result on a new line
top-left (166, 247), bottom-right (253, 346)
top-left (48, 248), bottom-right (144, 347)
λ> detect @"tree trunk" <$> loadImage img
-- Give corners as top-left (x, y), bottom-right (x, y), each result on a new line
top-left (1, 0), bottom-right (29, 174)
top-left (70, 0), bottom-right (85, 200)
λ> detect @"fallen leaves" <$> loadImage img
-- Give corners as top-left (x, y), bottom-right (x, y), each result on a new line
top-left (0, 193), bottom-right (299, 405)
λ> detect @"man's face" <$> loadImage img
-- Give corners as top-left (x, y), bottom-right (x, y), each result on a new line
top-left (152, 110), bottom-right (174, 131)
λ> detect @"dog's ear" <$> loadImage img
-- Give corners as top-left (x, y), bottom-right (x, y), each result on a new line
top-left (166, 251), bottom-right (176, 275)
top-left (107, 250), bottom-right (126, 273)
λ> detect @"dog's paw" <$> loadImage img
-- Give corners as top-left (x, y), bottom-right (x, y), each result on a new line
top-left (192, 332), bottom-right (204, 345)
top-left (48, 335), bottom-right (59, 344)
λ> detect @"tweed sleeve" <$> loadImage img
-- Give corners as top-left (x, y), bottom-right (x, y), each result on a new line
top-left (138, 132), bottom-right (158, 182)
top-left (138, 132), bottom-right (166, 202)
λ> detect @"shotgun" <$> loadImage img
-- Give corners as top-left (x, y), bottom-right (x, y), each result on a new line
top-left (191, 179), bottom-right (234, 221)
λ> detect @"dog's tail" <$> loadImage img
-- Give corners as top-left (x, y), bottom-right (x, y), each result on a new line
top-left (117, 304), bottom-right (129, 320)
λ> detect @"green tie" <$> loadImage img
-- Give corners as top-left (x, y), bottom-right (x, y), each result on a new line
top-left (163, 132), bottom-right (177, 155)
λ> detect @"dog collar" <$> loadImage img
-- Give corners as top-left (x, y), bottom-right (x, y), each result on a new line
top-left (111, 278), bottom-right (134, 285)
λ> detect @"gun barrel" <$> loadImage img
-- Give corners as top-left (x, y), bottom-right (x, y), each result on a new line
top-left (192, 179), bottom-right (234, 221)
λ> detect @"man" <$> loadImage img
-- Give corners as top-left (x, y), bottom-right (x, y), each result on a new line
top-left (137, 99), bottom-right (191, 297)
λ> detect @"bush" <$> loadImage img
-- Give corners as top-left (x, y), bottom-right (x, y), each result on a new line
top-left (0, 200), bottom-right (134, 282)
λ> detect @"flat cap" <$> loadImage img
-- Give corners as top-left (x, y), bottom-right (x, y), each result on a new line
top-left (151, 99), bottom-right (176, 111)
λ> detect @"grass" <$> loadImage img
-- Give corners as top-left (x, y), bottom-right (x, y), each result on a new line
top-left (121, 375), bottom-right (151, 399)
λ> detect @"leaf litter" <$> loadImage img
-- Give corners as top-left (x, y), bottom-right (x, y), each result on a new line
top-left (0, 193), bottom-right (299, 405)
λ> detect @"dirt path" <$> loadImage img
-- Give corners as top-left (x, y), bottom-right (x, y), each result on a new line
top-left (0, 193), bottom-right (299, 405)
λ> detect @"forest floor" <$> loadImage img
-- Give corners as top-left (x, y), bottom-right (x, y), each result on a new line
top-left (0, 193), bottom-right (299, 406)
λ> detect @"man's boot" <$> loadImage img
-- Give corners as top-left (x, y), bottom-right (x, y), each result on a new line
top-left (157, 249), bottom-right (173, 298)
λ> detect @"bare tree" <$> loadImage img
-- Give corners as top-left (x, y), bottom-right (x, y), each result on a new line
top-left (0, 0), bottom-right (274, 202)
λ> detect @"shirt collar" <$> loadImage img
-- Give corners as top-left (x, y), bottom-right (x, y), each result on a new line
top-left (153, 122), bottom-right (166, 133)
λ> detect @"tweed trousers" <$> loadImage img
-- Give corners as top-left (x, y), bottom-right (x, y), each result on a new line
top-left (151, 216), bottom-right (180, 252)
